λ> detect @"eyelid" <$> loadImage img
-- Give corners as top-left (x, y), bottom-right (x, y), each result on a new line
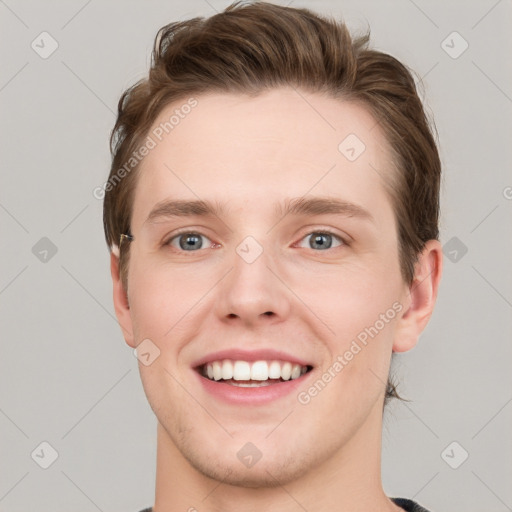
top-left (163, 226), bottom-right (350, 252)
top-left (163, 228), bottom-right (215, 250)
top-left (294, 227), bottom-right (349, 249)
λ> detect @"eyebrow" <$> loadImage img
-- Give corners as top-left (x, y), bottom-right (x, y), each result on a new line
top-left (144, 196), bottom-right (374, 224)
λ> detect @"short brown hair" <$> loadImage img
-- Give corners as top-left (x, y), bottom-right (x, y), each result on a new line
top-left (103, 1), bottom-right (441, 402)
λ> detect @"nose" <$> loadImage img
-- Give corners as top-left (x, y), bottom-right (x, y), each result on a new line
top-left (214, 244), bottom-right (291, 327)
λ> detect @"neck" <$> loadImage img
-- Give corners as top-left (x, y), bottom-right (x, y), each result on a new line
top-left (152, 400), bottom-right (399, 512)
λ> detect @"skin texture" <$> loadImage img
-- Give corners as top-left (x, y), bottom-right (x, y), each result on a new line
top-left (110, 87), bottom-right (442, 512)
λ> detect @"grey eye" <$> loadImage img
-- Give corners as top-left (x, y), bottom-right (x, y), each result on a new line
top-left (169, 232), bottom-right (212, 251)
top-left (298, 232), bottom-right (343, 251)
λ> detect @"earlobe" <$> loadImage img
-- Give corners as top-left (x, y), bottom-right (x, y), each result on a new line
top-left (393, 239), bottom-right (443, 353)
top-left (110, 252), bottom-right (136, 348)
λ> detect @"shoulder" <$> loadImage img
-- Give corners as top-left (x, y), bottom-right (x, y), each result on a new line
top-left (392, 497), bottom-right (432, 511)
top-left (138, 500), bottom-right (431, 512)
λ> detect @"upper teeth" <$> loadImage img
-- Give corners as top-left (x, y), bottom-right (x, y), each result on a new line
top-left (202, 360), bottom-right (308, 381)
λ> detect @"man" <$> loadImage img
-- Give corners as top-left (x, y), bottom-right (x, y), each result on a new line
top-left (103, 2), bottom-right (442, 511)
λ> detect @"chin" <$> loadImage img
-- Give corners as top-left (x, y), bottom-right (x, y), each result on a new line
top-left (184, 447), bottom-right (313, 488)
top-left (162, 417), bottom-right (323, 488)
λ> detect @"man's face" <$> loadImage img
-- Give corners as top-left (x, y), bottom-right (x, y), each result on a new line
top-left (119, 88), bottom-right (411, 485)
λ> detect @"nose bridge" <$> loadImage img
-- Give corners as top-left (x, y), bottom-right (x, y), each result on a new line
top-left (215, 235), bottom-right (290, 323)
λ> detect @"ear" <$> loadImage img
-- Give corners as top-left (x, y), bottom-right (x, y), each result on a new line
top-left (393, 239), bottom-right (443, 353)
top-left (110, 251), bottom-right (136, 348)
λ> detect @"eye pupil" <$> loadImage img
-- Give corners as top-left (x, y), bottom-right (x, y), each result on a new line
top-left (170, 231), bottom-right (339, 253)
top-left (310, 233), bottom-right (332, 250)
top-left (179, 233), bottom-right (202, 250)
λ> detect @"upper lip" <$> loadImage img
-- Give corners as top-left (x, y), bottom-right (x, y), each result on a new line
top-left (191, 349), bottom-right (313, 369)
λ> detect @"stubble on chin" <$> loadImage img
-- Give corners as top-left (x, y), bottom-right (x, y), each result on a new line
top-left (161, 419), bottom-right (321, 489)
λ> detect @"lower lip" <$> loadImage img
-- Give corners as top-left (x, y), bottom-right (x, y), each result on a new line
top-left (194, 370), bottom-right (313, 405)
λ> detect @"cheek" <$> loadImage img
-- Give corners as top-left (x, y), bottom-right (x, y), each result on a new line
top-left (128, 253), bottom-right (201, 326)
top-left (127, 254), bottom-right (221, 368)
top-left (128, 272), bottom-right (167, 337)
top-left (297, 311), bottom-right (399, 438)
top-left (294, 264), bottom-right (401, 391)
top-left (297, 262), bottom-right (400, 336)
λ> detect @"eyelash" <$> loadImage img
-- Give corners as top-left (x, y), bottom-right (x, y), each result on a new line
top-left (162, 228), bottom-right (348, 253)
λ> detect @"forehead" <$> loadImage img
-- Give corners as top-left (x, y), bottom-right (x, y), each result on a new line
top-left (131, 88), bottom-right (395, 230)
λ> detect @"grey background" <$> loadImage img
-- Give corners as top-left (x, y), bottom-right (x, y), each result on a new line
top-left (1, 1), bottom-right (511, 511)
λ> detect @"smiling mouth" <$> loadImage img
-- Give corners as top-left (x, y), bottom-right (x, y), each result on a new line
top-left (196, 359), bottom-right (313, 387)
